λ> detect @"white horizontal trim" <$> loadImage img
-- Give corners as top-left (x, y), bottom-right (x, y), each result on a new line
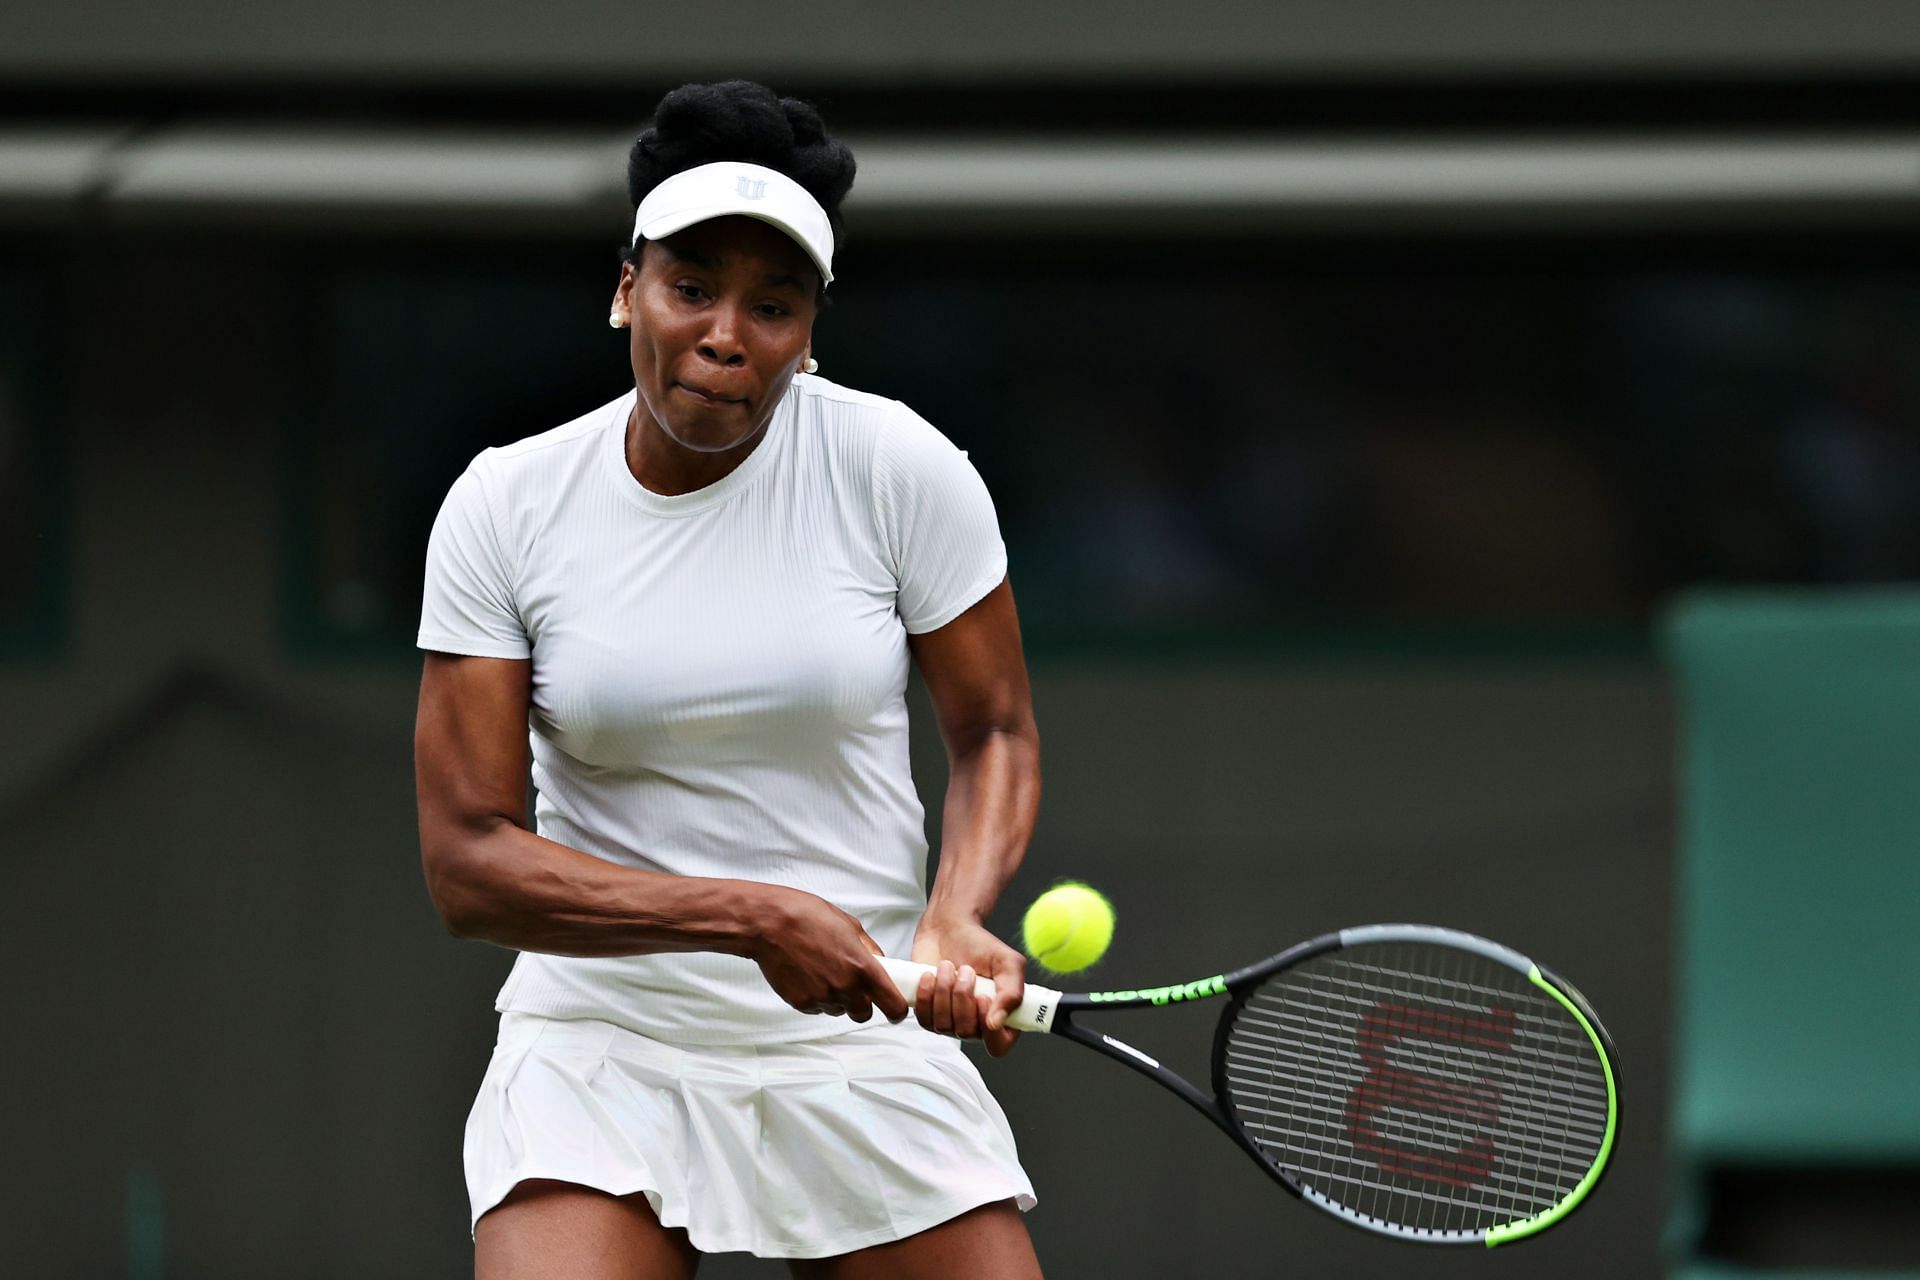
top-left (0, 127), bottom-right (136, 200)
top-left (110, 128), bottom-right (630, 210)
top-left (2, 128), bottom-right (1918, 228)
top-left (852, 138), bottom-right (1920, 209)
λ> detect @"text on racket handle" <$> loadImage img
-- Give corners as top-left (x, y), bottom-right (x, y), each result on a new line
top-left (876, 956), bottom-right (1062, 1033)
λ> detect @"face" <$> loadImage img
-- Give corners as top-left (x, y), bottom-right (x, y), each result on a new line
top-left (613, 216), bottom-right (820, 455)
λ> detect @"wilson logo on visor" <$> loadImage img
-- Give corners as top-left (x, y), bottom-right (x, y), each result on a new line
top-left (735, 177), bottom-right (768, 200)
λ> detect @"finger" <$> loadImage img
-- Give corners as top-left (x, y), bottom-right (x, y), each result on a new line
top-left (974, 989), bottom-right (997, 1038)
top-left (985, 1025), bottom-right (1022, 1058)
top-left (845, 992), bottom-right (874, 1024)
top-left (931, 960), bottom-right (958, 1035)
top-left (988, 966), bottom-right (1025, 1032)
top-left (915, 970), bottom-right (939, 1032)
top-left (951, 964), bottom-right (981, 1039)
top-left (864, 956), bottom-right (911, 1023)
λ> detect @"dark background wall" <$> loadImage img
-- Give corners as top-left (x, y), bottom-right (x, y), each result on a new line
top-left (2, 7), bottom-right (1914, 1277)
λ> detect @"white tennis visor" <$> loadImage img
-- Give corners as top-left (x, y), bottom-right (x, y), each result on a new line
top-left (631, 161), bottom-right (836, 286)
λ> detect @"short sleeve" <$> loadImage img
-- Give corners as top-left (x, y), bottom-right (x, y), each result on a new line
top-left (871, 406), bottom-right (1008, 634)
top-left (417, 460), bottom-right (531, 659)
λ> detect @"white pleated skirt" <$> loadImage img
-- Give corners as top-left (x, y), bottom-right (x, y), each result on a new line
top-left (464, 1011), bottom-right (1037, 1259)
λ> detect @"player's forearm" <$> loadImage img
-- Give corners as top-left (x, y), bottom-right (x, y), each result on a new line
top-left (423, 819), bottom-right (773, 958)
top-left (923, 723), bottom-right (1041, 925)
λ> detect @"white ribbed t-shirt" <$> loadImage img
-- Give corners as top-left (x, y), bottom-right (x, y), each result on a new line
top-left (418, 374), bottom-right (1008, 1044)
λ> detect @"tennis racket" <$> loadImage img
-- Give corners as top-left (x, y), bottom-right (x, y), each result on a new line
top-left (879, 924), bottom-right (1618, 1247)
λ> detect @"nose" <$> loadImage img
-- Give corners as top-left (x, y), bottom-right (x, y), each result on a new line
top-left (697, 302), bottom-right (748, 368)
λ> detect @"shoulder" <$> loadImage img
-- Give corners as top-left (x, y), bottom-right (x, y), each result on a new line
top-left (472, 395), bottom-right (622, 470)
top-left (786, 372), bottom-right (922, 448)
top-left (459, 393), bottom-right (626, 519)
top-left (788, 373), bottom-right (964, 471)
top-left (787, 371), bottom-right (905, 424)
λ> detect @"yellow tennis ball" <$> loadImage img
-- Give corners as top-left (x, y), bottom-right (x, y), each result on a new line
top-left (1021, 882), bottom-right (1115, 973)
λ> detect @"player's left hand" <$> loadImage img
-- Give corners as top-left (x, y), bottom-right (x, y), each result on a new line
top-left (910, 916), bottom-right (1025, 1057)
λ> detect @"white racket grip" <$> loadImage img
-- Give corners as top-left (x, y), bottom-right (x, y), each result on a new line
top-left (876, 956), bottom-right (1063, 1033)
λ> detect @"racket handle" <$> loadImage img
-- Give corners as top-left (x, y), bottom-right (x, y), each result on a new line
top-left (876, 956), bottom-right (1063, 1034)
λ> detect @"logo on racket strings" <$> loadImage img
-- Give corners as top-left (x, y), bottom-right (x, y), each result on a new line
top-left (1346, 1001), bottom-right (1516, 1187)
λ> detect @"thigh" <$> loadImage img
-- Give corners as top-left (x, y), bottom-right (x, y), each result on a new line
top-left (788, 1200), bottom-right (1040, 1280)
top-left (476, 1178), bottom-right (700, 1280)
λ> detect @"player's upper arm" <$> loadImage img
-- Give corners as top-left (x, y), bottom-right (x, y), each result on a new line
top-left (907, 579), bottom-right (1037, 755)
top-left (414, 455), bottom-right (539, 931)
top-left (414, 652), bottom-right (532, 933)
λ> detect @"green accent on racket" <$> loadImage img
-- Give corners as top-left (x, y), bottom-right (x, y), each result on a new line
top-left (1086, 975), bottom-right (1227, 1005)
top-left (1482, 965), bottom-right (1621, 1247)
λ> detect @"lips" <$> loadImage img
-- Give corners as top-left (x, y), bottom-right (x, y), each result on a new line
top-left (675, 382), bottom-right (744, 407)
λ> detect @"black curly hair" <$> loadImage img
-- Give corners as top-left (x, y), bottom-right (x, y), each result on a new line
top-left (622, 80), bottom-right (855, 284)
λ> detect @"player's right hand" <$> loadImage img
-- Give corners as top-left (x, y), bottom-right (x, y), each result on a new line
top-left (748, 888), bottom-right (911, 1025)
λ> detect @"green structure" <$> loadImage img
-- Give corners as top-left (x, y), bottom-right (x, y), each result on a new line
top-left (1666, 590), bottom-right (1920, 1277)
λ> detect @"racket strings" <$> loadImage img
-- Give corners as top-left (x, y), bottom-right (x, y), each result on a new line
top-left (1223, 1048), bottom-right (1605, 1168)
top-left (1218, 943), bottom-right (1609, 1240)
top-left (1231, 1010), bottom-right (1609, 1104)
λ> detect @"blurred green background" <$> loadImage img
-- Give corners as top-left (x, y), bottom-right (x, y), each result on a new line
top-left (4, 4), bottom-right (1920, 1276)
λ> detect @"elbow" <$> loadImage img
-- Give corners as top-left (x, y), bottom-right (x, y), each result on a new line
top-left (999, 719), bottom-right (1045, 773)
top-left (435, 899), bottom-right (482, 941)
top-left (420, 840), bottom-right (492, 941)
top-left (953, 714), bottom-right (1041, 764)
top-left (424, 870), bottom-right (477, 939)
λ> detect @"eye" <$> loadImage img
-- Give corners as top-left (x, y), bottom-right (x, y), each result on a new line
top-left (674, 283), bottom-right (706, 301)
top-left (756, 303), bottom-right (790, 318)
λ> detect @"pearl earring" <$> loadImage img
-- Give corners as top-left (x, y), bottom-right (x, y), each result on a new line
top-left (609, 311), bottom-right (626, 328)
top-left (803, 357), bottom-right (819, 374)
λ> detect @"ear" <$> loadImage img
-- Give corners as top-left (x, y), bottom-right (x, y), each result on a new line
top-left (610, 261), bottom-right (638, 314)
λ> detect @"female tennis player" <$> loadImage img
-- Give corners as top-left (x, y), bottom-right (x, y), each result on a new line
top-left (414, 81), bottom-right (1044, 1278)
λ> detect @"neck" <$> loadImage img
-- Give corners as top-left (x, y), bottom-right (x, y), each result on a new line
top-left (623, 401), bottom-right (771, 496)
